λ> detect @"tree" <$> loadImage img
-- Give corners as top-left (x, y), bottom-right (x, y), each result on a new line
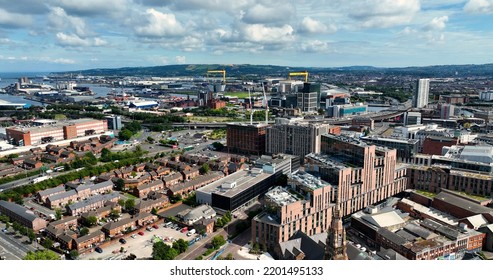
top-left (125, 198), bottom-right (135, 212)
top-left (199, 163), bottom-right (210, 175)
top-left (42, 238), bottom-right (53, 249)
top-left (27, 229), bottom-right (36, 243)
top-left (151, 207), bottom-right (158, 215)
top-left (211, 235), bottom-right (226, 249)
top-left (54, 208), bottom-right (62, 220)
top-left (131, 171), bottom-right (137, 178)
top-left (211, 142), bottom-right (224, 151)
top-left (152, 242), bottom-right (178, 260)
top-left (225, 253), bottom-right (234, 260)
top-left (110, 209), bottom-right (120, 220)
top-left (172, 239), bottom-right (189, 254)
top-left (118, 198), bottom-right (125, 207)
top-left (24, 250), bottom-right (60, 260)
top-left (147, 136), bottom-right (155, 143)
top-left (118, 129), bottom-right (133, 141)
top-left (115, 178), bottom-right (125, 191)
top-left (79, 227), bottom-right (89, 236)
top-left (69, 250), bottom-right (79, 260)
top-left (85, 216), bottom-right (98, 227)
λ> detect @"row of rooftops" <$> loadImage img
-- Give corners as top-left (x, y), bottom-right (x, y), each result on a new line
top-left (7, 118), bottom-right (104, 133)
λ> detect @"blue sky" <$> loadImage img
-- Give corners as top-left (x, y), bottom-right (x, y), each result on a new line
top-left (0, 0), bottom-right (493, 72)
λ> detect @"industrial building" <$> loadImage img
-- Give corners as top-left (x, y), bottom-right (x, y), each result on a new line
top-left (6, 118), bottom-right (108, 146)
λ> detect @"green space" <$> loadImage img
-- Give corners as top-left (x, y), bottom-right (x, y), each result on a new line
top-left (415, 190), bottom-right (436, 198)
top-left (457, 192), bottom-right (490, 202)
top-left (224, 92), bottom-right (255, 99)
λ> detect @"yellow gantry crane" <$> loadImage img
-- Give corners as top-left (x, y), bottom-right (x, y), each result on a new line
top-left (288, 71), bottom-right (309, 83)
top-left (207, 69), bottom-right (226, 84)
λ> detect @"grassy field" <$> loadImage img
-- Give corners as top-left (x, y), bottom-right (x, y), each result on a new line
top-left (224, 91), bottom-right (262, 99)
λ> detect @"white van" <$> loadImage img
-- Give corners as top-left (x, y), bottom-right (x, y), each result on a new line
top-left (164, 222), bottom-right (173, 228)
top-left (186, 229), bottom-right (196, 236)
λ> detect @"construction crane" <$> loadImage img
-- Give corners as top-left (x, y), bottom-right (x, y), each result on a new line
top-left (206, 70), bottom-right (226, 84)
top-left (288, 71), bottom-right (309, 83)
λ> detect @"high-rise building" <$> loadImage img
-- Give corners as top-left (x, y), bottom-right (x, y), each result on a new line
top-left (297, 83), bottom-right (320, 112)
top-left (266, 118), bottom-right (339, 161)
top-left (413, 79), bottom-right (430, 108)
top-left (226, 123), bottom-right (268, 156)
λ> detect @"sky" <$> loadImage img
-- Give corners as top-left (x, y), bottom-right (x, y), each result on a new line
top-left (0, 0), bottom-right (493, 72)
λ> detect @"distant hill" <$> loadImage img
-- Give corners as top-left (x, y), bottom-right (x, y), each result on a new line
top-left (58, 63), bottom-right (493, 78)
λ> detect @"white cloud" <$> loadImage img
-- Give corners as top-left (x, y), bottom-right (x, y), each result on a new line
top-left (423, 16), bottom-right (448, 31)
top-left (0, 8), bottom-right (32, 28)
top-left (0, 38), bottom-right (12, 44)
top-left (51, 58), bottom-right (76, 64)
top-left (301, 40), bottom-right (331, 53)
top-left (240, 24), bottom-right (295, 44)
top-left (134, 9), bottom-right (185, 37)
top-left (464, 0), bottom-right (493, 14)
top-left (348, 0), bottom-right (420, 28)
top-left (49, 7), bottom-right (88, 37)
top-left (141, 0), bottom-right (253, 13)
top-left (299, 17), bottom-right (336, 34)
top-left (175, 56), bottom-right (186, 64)
top-left (56, 32), bottom-right (108, 47)
top-left (241, 3), bottom-right (293, 24)
top-left (55, 0), bottom-right (130, 16)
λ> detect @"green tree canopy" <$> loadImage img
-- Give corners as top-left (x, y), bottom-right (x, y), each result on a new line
top-left (24, 250), bottom-right (60, 260)
top-left (152, 242), bottom-right (178, 260)
top-left (211, 235), bottom-right (226, 249)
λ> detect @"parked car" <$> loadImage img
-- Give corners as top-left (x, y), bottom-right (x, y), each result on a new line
top-left (131, 234), bottom-right (137, 239)
top-left (146, 226), bottom-right (153, 232)
top-left (119, 238), bottom-right (126, 244)
top-left (95, 247), bottom-right (103, 253)
top-left (152, 224), bottom-right (159, 229)
top-left (138, 231), bottom-right (144, 236)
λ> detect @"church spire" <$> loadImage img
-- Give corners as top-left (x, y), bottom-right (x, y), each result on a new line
top-left (325, 199), bottom-right (348, 260)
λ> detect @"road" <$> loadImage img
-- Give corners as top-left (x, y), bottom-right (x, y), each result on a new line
top-left (0, 224), bottom-right (38, 260)
top-left (176, 228), bottom-right (228, 260)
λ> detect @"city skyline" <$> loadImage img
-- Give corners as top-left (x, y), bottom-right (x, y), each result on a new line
top-left (0, 0), bottom-right (493, 72)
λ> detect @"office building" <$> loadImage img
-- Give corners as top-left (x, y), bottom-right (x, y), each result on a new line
top-left (413, 79), bottom-right (430, 108)
top-left (105, 115), bottom-right (122, 130)
top-left (326, 103), bottom-right (367, 118)
top-left (266, 118), bottom-right (339, 161)
top-left (196, 154), bottom-right (295, 212)
top-left (226, 123), bottom-right (268, 156)
top-left (297, 83), bottom-right (320, 112)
